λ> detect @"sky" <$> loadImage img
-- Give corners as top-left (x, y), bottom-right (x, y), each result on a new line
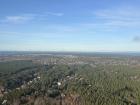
top-left (0, 0), bottom-right (140, 52)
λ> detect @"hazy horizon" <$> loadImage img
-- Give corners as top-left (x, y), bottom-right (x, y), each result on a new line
top-left (0, 0), bottom-right (140, 52)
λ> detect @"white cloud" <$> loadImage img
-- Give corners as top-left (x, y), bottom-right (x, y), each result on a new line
top-left (46, 12), bottom-right (64, 16)
top-left (93, 6), bottom-right (140, 28)
top-left (0, 31), bottom-right (20, 35)
top-left (1, 12), bottom-right (64, 24)
top-left (2, 15), bottom-right (34, 24)
top-left (94, 6), bottom-right (140, 20)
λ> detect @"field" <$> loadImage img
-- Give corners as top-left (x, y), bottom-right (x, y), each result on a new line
top-left (0, 52), bottom-right (140, 105)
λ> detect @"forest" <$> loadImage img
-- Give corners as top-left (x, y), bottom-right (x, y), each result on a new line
top-left (0, 54), bottom-right (140, 105)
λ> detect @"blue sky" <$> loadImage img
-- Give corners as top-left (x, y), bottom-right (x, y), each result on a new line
top-left (0, 0), bottom-right (140, 52)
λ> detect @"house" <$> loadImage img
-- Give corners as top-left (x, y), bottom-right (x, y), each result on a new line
top-left (37, 76), bottom-right (41, 79)
top-left (57, 82), bottom-right (61, 86)
top-left (2, 100), bottom-right (7, 105)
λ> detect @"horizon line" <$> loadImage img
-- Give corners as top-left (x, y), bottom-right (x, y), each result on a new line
top-left (0, 50), bottom-right (140, 53)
